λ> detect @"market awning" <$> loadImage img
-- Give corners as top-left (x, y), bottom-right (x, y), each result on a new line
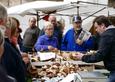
top-left (7, 1), bottom-right (115, 18)
top-left (7, 1), bottom-right (69, 16)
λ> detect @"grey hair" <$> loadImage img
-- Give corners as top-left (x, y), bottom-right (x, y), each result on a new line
top-left (0, 3), bottom-right (7, 19)
top-left (0, 28), bottom-right (4, 46)
top-left (44, 21), bottom-right (53, 29)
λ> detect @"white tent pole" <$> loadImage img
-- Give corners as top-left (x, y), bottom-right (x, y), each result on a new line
top-left (83, 7), bottom-right (106, 20)
top-left (77, 1), bottom-right (107, 6)
top-left (37, 11), bottom-right (39, 28)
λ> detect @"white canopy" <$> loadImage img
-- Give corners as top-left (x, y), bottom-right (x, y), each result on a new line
top-left (7, 1), bottom-right (115, 33)
top-left (7, 1), bottom-right (69, 15)
top-left (7, 1), bottom-right (115, 18)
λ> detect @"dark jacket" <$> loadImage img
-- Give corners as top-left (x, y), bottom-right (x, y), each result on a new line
top-left (0, 65), bottom-right (16, 82)
top-left (91, 33), bottom-right (100, 50)
top-left (0, 38), bottom-right (26, 82)
top-left (82, 26), bottom-right (115, 71)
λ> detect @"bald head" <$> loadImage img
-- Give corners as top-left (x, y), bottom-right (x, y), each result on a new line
top-left (29, 17), bottom-right (37, 28)
top-left (48, 15), bottom-right (57, 26)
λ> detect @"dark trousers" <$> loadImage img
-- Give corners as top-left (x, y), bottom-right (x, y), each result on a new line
top-left (108, 71), bottom-right (115, 82)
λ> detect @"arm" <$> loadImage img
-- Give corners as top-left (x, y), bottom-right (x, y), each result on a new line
top-left (73, 34), bottom-right (112, 63)
top-left (23, 28), bottom-right (28, 39)
top-left (36, 28), bottom-right (40, 37)
top-left (82, 34), bottom-right (112, 63)
top-left (83, 37), bottom-right (94, 50)
top-left (34, 37), bottom-right (48, 51)
top-left (61, 33), bottom-right (68, 51)
top-left (55, 37), bottom-right (59, 49)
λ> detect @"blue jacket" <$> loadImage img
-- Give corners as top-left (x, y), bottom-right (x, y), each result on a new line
top-left (35, 35), bottom-right (58, 51)
top-left (61, 28), bottom-right (93, 51)
top-left (39, 25), bottom-right (62, 49)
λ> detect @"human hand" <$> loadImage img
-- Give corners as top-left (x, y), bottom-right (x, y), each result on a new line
top-left (76, 39), bottom-right (83, 45)
top-left (21, 52), bottom-right (30, 64)
top-left (48, 46), bottom-right (58, 52)
top-left (23, 57), bottom-right (30, 64)
top-left (76, 52), bottom-right (84, 60)
top-left (72, 52), bottom-right (84, 60)
top-left (48, 46), bottom-right (55, 51)
top-left (52, 48), bottom-right (58, 52)
top-left (21, 52), bottom-right (28, 57)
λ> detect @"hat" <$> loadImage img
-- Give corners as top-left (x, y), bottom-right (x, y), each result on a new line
top-left (73, 16), bottom-right (82, 23)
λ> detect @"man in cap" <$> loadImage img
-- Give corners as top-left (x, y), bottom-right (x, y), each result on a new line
top-left (61, 16), bottom-right (93, 51)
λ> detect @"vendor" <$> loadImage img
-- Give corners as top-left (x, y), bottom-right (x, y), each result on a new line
top-left (34, 21), bottom-right (58, 52)
top-left (72, 15), bottom-right (115, 82)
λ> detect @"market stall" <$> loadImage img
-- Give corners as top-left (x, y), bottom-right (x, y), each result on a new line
top-left (7, 1), bottom-right (113, 81)
top-left (7, 1), bottom-right (115, 33)
top-left (27, 51), bottom-right (108, 82)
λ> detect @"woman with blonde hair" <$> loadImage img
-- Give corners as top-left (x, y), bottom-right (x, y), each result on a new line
top-left (35, 21), bottom-right (58, 51)
top-left (1, 17), bottom-right (26, 82)
top-left (6, 17), bottom-right (18, 46)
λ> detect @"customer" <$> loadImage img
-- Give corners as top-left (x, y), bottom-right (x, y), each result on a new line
top-left (40, 15), bottom-right (62, 49)
top-left (22, 17), bottom-right (40, 53)
top-left (61, 16), bottom-right (93, 51)
top-left (0, 28), bottom-right (16, 82)
top-left (13, 17), bottom-right (23, 51)
top-left (8, 17), bottom-right (29, 64)
top-left (0, 3), bottom-right (26, 82)
top-left (72, 15), bottom-right (115, 82)
top-left (35, 21), bottom-right (58, 51)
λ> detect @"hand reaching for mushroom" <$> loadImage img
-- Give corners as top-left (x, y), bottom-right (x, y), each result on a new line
top-left (71, 52), bottom-right (84, 60)
top-left (48, 46), bottom-right (58, 52)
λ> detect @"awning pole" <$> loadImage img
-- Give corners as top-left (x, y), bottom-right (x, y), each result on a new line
top-left (83, 7), bottom-right (106, 20)
top-left (37, 11), bottom-right (39, 28)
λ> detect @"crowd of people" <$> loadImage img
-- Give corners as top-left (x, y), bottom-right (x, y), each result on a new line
top-left (0, 2), bottom-right (115, 82)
